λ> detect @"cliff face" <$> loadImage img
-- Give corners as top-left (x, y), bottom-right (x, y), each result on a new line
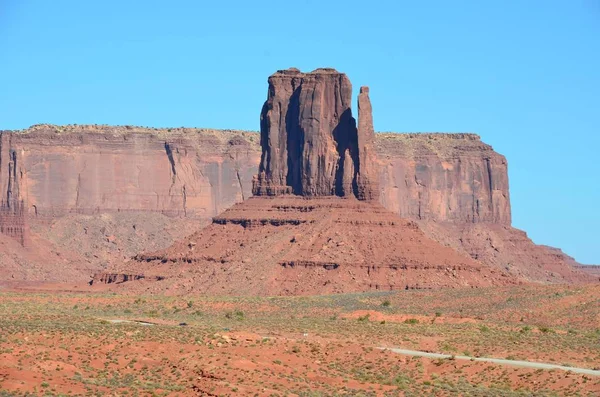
top-left (0, 125), bottom-right (260, 219)
top-left (377, 133), bottom-right (511, 224)
top-left (0, 125), bottom-right (510, 224)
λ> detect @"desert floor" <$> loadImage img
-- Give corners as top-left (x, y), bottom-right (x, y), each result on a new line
top-left (1, 284), bottom-right (599, 396)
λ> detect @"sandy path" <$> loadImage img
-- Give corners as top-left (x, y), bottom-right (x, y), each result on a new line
top-left (381, 347), bottom-right (600, 376)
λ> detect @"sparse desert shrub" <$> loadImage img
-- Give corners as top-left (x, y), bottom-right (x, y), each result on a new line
top-left (520, 326), bottom-right (531, 333)
top-left (381, 299), bottom-right (391, 307)
top-left (357, 314), bottom-right (370, 322)
top-left (225, 310), bottom-right (244, 320)
top-left (404, 318), bottom-right (419, 324)
top-left (146, 310), bottom-right (159, 318)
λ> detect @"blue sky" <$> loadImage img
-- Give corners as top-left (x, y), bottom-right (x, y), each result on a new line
top-left (1, 0), bottom-right (598, 263)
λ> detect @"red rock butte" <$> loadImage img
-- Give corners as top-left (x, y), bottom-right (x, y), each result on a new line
top-left (253, 68), bottom-right (378, 200)
top-left (94, 68), bottom-right (526, 295)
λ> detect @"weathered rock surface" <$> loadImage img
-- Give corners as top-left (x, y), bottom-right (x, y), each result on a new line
top-left (0, 125), bottom-right (260, 219)
top-left (253, 68), bottom-right (377, 200)
top-left (0, 200), bottom-right (27, 246)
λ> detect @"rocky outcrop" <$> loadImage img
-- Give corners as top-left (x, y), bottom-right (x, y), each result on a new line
top-left (252, 68), bottom-right (377, 200)
top-left (90, 273), bottom-right (164, 285)
top-left (575, 265), bottom-right (600, 279)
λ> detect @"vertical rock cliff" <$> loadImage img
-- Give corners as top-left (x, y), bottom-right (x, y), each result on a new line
top-left (0, 132), bottom-right (27, 245)
top-left (376, 133), bottom-right (511, 224)
top-left (0, 126), bottom-right (260, 219)
top-left (0, 131), bottom-right (22, 204)
top-left (253, 68), bottom-right (377, 200)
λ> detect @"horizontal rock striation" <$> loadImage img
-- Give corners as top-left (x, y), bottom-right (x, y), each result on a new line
top-left (90, 273), bottom-right (164, 285)
top-left (104, 196), bottom-right (517, 295)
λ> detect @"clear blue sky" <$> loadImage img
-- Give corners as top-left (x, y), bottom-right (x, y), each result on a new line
top-left (1, 1), bottom-right (599, 264)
